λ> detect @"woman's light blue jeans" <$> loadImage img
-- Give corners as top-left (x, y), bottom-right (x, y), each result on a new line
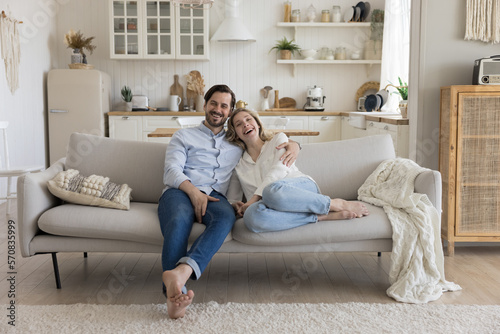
top-left (158, 188), bottom-right (235, 281)
top-left (244, 177), bottom-right (330, 233)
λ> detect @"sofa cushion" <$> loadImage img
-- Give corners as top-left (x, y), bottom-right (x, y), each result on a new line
top-left (65, 133), bottom-right (167, 204)
top-left (231, 203), bottom-right (392, 246)
top-left (47, 169), bottom-right (132, 210)
top-left (38, 203), bottom-right (232, 245)
top-left (296, 135), bottom-right (396, 201)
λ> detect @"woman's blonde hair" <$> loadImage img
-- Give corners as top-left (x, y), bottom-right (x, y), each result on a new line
top-left (226, 108), bottom-right (274, 149)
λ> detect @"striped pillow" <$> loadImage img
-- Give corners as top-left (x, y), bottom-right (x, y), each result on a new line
top-left (47, 169), bottom-right (132, 210)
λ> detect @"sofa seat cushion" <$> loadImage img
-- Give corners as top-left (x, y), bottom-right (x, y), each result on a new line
top-left (38, 202), bottom-right (232, 245)
top-left (231, 203), bottom-right (392, 246)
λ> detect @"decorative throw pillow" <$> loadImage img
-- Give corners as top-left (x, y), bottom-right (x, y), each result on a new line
top-left (47, 169), bottom-right (132, 210)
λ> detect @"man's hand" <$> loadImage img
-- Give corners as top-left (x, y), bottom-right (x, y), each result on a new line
top-left (179, 180), bottom-right (219, 223)
top-left (276, 139), bottom-right (301, 167)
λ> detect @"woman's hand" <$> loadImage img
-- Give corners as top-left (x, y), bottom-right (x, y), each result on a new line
top-left (276, 139), bottom-right (300, 167)
top-left (232, 201), bottom-right (245, 217)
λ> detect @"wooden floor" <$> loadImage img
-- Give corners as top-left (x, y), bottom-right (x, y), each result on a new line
top-left (2, 202), bottom-right (500, 306)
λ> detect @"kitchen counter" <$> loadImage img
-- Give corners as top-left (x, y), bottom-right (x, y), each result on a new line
top-left (108, 111), bottom-right (409, 125)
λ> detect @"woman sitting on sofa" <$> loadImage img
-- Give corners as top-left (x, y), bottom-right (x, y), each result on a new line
top-left (225, 108), bottom-right (369, 232)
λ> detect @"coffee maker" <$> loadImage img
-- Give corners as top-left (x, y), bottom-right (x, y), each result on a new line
top-left (304, 85), bottom-right (325, 111)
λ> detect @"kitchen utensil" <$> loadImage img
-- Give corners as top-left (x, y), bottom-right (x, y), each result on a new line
top-left (169, 95), bottom-right (182, 111)
top-left (236, 100), bottom-right (248, 109)
top-left (304, 85), bottom-right (325, 111)
top-left (356, 2), bottom-right (365, 21)
top-left (274, 90), bottom-right (280, 108)
top-left (362, 2), bottom-right (371, 21)
top-left (264, 86), bottom-right (272, 98)
top-left (131, 95), bottom-right (149, 111)
top-left (364, 94), bottom-right (378, 111)
top-left (170, 75), bottom-right (184, 105)
top-left (301, 49), bottom-right (317, 60)
top-left (344, 6), bottom-right (355, 22)
top-left (279, 97), bottom-right (296, 108)
top-left (376, 89), bottom-right (389, 108)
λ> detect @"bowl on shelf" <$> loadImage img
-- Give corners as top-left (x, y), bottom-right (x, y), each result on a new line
top-left (301, 49), bottom-right (317, 60)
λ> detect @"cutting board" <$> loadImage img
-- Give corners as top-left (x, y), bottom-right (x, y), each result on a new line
top-left (170, 74), bottom-right (184, 105)
top-left (279, 97), bottom-right (296, 108)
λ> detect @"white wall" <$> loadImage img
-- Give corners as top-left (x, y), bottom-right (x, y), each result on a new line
top-left (0, 0), bottom-right (56, 199)
top-left (416, 0), bottom-right (500, 169)
top-left (54, 0), bottom-right (385, 111)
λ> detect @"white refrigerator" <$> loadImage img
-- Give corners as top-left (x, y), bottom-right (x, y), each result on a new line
top-left (47, 69), bottom-right (111, 165)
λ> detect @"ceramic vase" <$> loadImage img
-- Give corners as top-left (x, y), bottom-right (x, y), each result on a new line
top-left (195, 95), bottom-right (204, 112)
top-left (399, 100), bottom-right (408, 118)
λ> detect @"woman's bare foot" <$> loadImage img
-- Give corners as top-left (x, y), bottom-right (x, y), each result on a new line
top-left (330, 199), bottom-right (369, 218)
top-left (318, 210), bottom-right (357, 221)
top-left (162, 264), bottom-right (194, 319)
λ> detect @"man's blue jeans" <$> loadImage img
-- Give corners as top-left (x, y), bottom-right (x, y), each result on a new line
top-left (158, 188), bottom-right (235, 280)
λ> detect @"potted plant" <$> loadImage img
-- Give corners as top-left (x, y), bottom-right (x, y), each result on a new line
top-left (121, 85), bottom-right (133, 111)
top-left (269, 37), bottom-right (301, 60)
top-left (64, 29), bottom-right (97, 66)
top-left (394, 77), bottom-right (408, 118)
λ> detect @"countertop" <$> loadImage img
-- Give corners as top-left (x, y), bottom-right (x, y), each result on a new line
top-left (108, 111), bottom-right (409, 125)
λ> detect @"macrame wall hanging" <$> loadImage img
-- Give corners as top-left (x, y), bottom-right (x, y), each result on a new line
top-left (465, 0), bottom-right (500, 43)
top-left (0, 10), bottom-right (22, 94)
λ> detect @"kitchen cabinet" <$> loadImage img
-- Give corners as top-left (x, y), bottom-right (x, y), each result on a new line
top-left (340, 116), bottom-right (409, 158)
top-left (308, 115), bottom-right (341, 143)
top-left (259, 115), bottom-right (340, 144)
top-left (108, 112), bottom-right (342, 145)
top-left (109, 0), bottom-right (209, 60)
top-left (108, 113), bottom-right (404, 150)
top-left (276, 22), bottom-right (381, 76)
top-left (109, 113), bottom-right (201, 143)
top-left (109, 115), bottom-right (143, 141)
top-left (439, 85), bottom-right (500, 256)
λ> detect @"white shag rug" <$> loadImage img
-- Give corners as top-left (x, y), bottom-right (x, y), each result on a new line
top-left (3, 302), bottom-right (500, 334)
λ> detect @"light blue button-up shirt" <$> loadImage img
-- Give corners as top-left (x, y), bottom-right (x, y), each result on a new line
top-left (163, 121), bottom-right (243, 196)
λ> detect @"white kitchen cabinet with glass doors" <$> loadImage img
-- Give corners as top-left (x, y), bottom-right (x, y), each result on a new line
top-left (109, 0), bottom-right (209, 60)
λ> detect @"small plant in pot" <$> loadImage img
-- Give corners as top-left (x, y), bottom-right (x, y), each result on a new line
top-left (269, 37), bottom-right (301, 60)
top-left (392, 77), bottom-right (408, 118)
top-left (121, 85), bottom-right (133, 111)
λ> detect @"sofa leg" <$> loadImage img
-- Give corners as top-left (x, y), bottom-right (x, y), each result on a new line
top-left (377, 252), bottom-right (382, 257)
top-left (84, 252), bottom-right (88, 258)
top-left (51, 253), bottom-right (62, 289)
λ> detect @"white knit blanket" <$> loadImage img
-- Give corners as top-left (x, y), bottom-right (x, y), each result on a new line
top-left (358, 158), bottom-right (461, 303)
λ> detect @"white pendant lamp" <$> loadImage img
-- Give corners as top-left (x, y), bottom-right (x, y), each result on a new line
top-left (211, 0), bottom-right (256, 42)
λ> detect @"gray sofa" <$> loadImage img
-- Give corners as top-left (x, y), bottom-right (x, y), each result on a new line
top-left (17, 133), bottom-right (442, 288)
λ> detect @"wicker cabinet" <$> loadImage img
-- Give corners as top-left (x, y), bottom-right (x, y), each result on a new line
top-left (439, 85), bottom-right (500, 256)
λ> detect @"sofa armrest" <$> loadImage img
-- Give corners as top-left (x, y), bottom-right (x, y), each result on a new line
top-left (414, 169), bottom-right (442, 213)
top-left (17, 159), bottom-right (65, 257)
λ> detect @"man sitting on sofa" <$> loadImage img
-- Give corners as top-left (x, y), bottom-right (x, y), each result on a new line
top-left (158, 84), bottom-right (301, 319)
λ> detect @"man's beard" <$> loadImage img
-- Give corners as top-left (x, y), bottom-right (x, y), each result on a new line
top-left (205, 111), bottom-right (227, 128)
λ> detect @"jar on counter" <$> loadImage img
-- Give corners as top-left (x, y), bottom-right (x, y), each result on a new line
top-left (283, 0), bottom-right (291, 22)
top-left (306, 4), bottom-right (317, 22)
top-left (335, 47), bottom-right (346, 60)
top-left (332, 6), bottom-right (342, 23)
top-left (291, 9), bottom-right (301, 22)
top-left (321, 10), bottom-right (330, 22)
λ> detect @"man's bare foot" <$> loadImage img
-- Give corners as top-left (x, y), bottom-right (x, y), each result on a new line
top-left (318, 210), bottom-right (357, 221)
top-left (330, 199), bottom-right (369, 218)
top-left (167, 290), bottom-right (194, 319)
top-left (162, 264), bottom-right (194, 319)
